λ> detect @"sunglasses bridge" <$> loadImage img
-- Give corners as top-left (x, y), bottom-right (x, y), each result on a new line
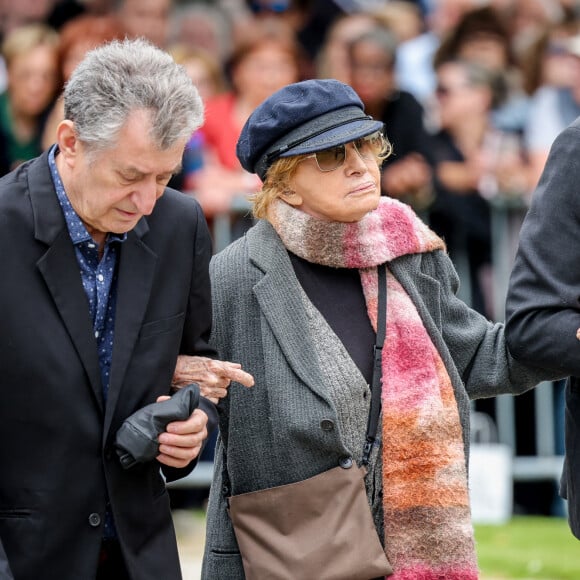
top-left (301, 132), bottom-right (384, 172)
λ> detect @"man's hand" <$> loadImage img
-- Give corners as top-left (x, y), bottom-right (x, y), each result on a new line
top-left (155, 399), bottom-right (208, 468)
top-left (172, 355), bottom-right (254, 404)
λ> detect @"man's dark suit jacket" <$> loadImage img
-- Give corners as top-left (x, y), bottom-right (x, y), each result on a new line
top-left (506, 116), bottom-right (580, 539)
top-left (0, 151), bottom-right (217, 578)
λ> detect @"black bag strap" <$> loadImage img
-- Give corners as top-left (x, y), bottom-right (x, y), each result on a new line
top-left (223, 263), bottom-right (388, 496)
top-left (362, 263), bottom-right (387, 467)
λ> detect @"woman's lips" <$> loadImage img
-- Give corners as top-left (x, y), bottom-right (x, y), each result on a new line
top-left (349, 181), bottom-right (376, 195)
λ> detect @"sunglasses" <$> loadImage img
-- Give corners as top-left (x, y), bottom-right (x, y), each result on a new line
top-left (301, 132), bottom-right (385, 172)
top-left (435, 83), bottom-right (470, 98)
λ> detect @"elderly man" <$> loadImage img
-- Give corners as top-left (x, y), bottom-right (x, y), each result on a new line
top-left (0, 38), bottom-right (251, 579)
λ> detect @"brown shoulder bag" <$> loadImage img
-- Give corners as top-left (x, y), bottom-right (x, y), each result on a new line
top-left (227, 264), bottom-right (392, 580)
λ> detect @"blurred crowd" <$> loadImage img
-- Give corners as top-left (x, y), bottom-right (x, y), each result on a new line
top-left (1, 0), bottom-right (580, 319)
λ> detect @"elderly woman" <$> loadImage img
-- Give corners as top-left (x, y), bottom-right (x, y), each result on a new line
top-left (200, 79), bottom-right (559, 579)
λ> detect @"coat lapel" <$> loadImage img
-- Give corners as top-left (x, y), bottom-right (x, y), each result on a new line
top-left (104, 224), bottom-right (156, 437)
top-left (248, 222), bottom-right (329, 401)
top-left (37, 230), bottom-right (105, 411)
top-left (29, 153), bottom-right (104, 412)
top-left (28, 153), bottom-right (158, 430)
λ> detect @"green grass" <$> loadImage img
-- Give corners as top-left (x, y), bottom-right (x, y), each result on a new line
top-left (176, 509), bottom-right (580, 578)
top-left (476, 517), bottom-right (580, 579)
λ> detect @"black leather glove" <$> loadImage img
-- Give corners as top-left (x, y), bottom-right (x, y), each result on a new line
top-left (115, 383), bottom-right (200, 469)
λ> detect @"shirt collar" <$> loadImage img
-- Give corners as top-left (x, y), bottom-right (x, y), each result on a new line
top-left (48, 144), bottom-right (127, 246)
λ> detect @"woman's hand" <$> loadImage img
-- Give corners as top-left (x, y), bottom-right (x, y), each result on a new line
top-left (172, 355), bottom-right (254, 404)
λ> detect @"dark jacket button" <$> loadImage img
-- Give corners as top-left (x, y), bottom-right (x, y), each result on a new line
top-left (88, 513), bottom-right (101, 527)
top-left (320, 419), bottom-right (335, 431)
top-left (339, 456), bottom-right (353, 469)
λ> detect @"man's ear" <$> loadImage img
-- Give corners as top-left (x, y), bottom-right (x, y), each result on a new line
top-left (55, 120), bottom-right (79, 167)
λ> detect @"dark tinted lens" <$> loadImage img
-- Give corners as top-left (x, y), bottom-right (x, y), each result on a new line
top-left (315, 145), bottom-right (346, 171)
top-left (354, 132), bottom-right (382, 158)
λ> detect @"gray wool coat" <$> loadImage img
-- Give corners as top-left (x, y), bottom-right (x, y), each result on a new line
top-left (202, 219), bottom-right (555, 579)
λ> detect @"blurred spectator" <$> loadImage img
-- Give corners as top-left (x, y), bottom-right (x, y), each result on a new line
top-left (243, 0), bottom-right (306, 27)
top-left (433, 5), bottom-right (530, 136)
top-left (45, 0), bottom-right (116, 30)
top-left (170, 44), bottom-right (227, 104)
top-left (218, 0), bottom-right (346, 77)
top-left (232, 0), bottom-right (321, 76)
top-left (115, 0), bottom-right (172, 48)
top-left (316, 11), bottom-right (378, 81)
top-left (294, 0), bottom-right (345, 65)
top-left (521, 21), bottom-right (580, 189)
top-left (0, 0), bottom-right (57, 37)
top-left (506, 0), bottom-right (567, 59)
top-left (395, 0), bottom-right (476, 104)
top-left (347, 25), bottom-right (434, 212)
top-left (520, 13), bottom-right (580, 95)
top-left (193, 26), bottom-right (302, 221)
top-left (429, 59), bottom-right (528, 316)
top-left (169, 3), bottom-right (233, 64)
top-left (41, 13), bottom-right (125, 149)
top-left (46, 0), bottom-right (89, 30)
top-left (373, 1), bottom-right (424, 43)
top-left (168, 44), bottom-right (227, 193)
top-left (0, 23), bottom-right (59, 175)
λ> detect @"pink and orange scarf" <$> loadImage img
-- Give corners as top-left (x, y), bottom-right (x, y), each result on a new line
top-left (269, 196), bottom-right (479, 579)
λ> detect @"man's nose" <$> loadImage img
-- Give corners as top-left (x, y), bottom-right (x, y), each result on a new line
top-left (133, 180), bottom-right (159, 215)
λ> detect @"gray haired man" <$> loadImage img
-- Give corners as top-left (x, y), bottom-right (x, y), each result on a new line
top-left (0, 38), bottom-right (251, 579)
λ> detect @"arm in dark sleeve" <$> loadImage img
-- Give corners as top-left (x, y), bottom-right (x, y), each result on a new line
top-left (181, 201), bottom-right (216, 358)
top-left (163, 200), bottom-right (218, 483)
top-left (506, 122), bottom-right (580, 376)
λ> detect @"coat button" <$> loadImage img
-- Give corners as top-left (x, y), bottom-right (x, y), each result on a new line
top-left (320, 419), bottom-right (334, 431)
top-left (88, 513), bottom-right (101, 527)
top-left (338, 456), bottom-right (353, 469)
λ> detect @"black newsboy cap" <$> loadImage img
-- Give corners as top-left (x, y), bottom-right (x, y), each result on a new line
top-left (237, 79), bottom-right (384, 180)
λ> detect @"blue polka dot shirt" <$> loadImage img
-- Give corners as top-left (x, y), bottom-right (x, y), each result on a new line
top-left (48, 145), bottom-right (127, 402)
top-left (49, 145), bottom-right (128, 539)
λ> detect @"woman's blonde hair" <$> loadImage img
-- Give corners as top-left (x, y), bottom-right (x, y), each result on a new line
top-left (2, 23), bottom-right (59, 69)
top-left (250, 133), bottom-right (392, 220)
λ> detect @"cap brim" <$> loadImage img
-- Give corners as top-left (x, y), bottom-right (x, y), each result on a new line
top-left (254, 105), bottom-right (384, 179)
top-left (279, 118), bottom-right (384, 157)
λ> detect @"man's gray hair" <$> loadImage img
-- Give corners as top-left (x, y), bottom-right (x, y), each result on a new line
top-left (63, 37), bottom-right (203, 153)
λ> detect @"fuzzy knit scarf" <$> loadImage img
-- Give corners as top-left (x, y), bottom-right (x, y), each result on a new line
top-left (269, 197), bottom-right (479, 579)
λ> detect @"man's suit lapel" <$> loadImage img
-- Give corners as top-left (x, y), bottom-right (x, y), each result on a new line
top-left (37, 230), bottom-right (105, 412)
top-left (29, 153), bottom-right (105, 412)
top-left (104, 223), bottom-right (156, 437)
